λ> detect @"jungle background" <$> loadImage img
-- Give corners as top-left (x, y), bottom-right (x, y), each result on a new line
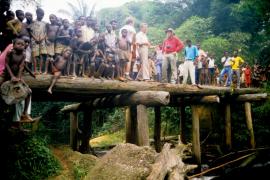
top-left (0, 0), bottom-right (270, 179)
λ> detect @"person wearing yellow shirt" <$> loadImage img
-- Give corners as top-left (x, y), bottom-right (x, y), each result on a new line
top-left (231, 51), bottom-right (244, 88)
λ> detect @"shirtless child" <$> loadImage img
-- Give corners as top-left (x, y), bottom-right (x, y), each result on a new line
top-left (29, 8), bottom-right (47, 74)
top-left (117, 29), bottom-right (131, 81)
top-left (0, 38), bottom-right (33, 126)
top-left (55, 19), bottom-right (71, 57)
top-left (47, 48), bottom-right (72, 94)
top-left (45, 14), bottom-right (60, 74)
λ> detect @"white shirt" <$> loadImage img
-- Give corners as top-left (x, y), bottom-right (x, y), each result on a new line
top-left (197, 49), bottom-right (207, 69)
top-left (105, 31), bottom-right (116, 50)
top-left (119, 24), bottom-right (136, 43)
top-left (80, 25), bottom-right (94, 43)
top-left (178, 63), bottom-right (184, 77)
top-left (208, 57), bottom-right (215, 68)
top-left (25, 46), bottom-right (31, 63)
top-left (221, 56), bottom-right (232, 67)
top-left (136, 31), bottom-right (149, 45)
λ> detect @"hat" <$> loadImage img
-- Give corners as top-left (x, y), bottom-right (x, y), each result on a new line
top-left (165, 28), bottom-right (174, 33)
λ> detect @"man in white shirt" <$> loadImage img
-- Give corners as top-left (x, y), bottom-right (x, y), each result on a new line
top-left (136, 23), bottom-right (151, 81)
top-left (80, 16), bottom-right (95, 43)
top-left (119, 17), bottom-right (136, 80)
top-left (219, 51), bottom-right (232, 86)
top-left (196, 44), bottom-right (207, 84)
top-left (207, 54), bottom-right (215, 85)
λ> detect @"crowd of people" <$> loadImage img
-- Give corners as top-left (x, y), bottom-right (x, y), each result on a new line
top-left (0, 7), bottom-right (270, 128)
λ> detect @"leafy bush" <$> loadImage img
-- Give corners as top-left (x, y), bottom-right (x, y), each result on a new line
top-left (7, 135), bottom-right (61, 180)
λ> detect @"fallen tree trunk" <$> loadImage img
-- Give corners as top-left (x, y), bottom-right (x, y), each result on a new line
top-left (61, 91), bottom-right (170, 111)
top-left (147, 143), bottom-right (197, 180)
top-left (23, 75), bottom-right (263, 101)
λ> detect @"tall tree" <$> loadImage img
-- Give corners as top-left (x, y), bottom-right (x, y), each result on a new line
top-left (58, 0), bottom-right (96, 21)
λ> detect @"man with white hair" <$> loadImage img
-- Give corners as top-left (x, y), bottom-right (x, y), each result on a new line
top-left (119, 17), bottom-right (136, 80)
top-left (136, 23), bottom-right (151, 81)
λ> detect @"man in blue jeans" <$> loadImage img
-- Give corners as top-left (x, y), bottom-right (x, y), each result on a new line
top-left (219, 51), bottom-right (232, 87)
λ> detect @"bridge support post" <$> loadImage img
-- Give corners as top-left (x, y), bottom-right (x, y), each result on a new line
top-left (225, 104), bottom-right (232, 150)
top-left (137, 105), bottom-right (150, 146)
top-left (70, 111), bottom-right (78, 150)
top-left (244, 102), bottom-right (256, 149)
top-left (191, 105), bottom-right (201, 165)
top-left (125, 106), bottom-right (137, 144)
top-left (179, 105), bottom-right (186, 143)
top-left (154, 107), bottom-right (161, 152)
top-left (79, 109), bottom-right (93, 153)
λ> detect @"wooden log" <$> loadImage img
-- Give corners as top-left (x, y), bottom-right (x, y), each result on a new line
top-left (154, 107), bottom-right (161, 152)
top-left (125, 106), bottom-right (137, 144)
top-left (70, 112), bottom-right (78, 150)
top-left (225, 104), bottom-right (232, 150)
top-left (172, 96), bottom-right (220, 106)
top-left (60, 91), bottom-right (170, 112)
top-left (23, 75), bottom-right (263, 101)
top-left (191, 105), bottom-right (201, 165)
top-left (136, 105), bottom-right (150, 146)
top-left (178, 105), bottom-right (186, 143)
top-left (235, 93), bottom-right (268, 102)
top-left (79, 109), bottom-right (93, 153)
top-left (244, 102), bottom-right (256, 149)
top-left (147, 143), bottom-right (197, 180)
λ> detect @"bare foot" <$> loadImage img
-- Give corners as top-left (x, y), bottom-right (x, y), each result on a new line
top-left (20, 114), bottom-right (34, 123)
top-left (48, 89), bottom-right (52, 94)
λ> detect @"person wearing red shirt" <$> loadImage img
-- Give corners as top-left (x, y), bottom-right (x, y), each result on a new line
top-left (162, 28), bottom-right (184, 84)
top-left (244, 64), bottom-right (252, 87)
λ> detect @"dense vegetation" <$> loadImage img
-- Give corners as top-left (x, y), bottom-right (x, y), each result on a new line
top-left (1, 0), bottom-right (270, 179)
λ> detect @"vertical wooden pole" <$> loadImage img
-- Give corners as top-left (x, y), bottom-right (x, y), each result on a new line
top-left (244, 102), bottom-right (256, 149)
top-left (191, 105), bottom-right (201, 165)
top-left (70, 111), bottom-right (78, 150)
top-left (179, 105), bottom-right (186, 143)
top-left (79, 109), bottom-right (93, 153)
top-left (125, 106), bottom-right (137, 144)
top-left (225, 104), bottom-right (232, 150)
top-left (137, 104), bottom-right (150, 146)
top-left (154, 107), bottom-right (161, 152)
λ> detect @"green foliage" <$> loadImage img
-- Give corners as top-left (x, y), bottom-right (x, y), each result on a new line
top-left (147, 27), bottom-right (164, 45)
top-left (7, 135), bottom-right (61, 180)
top-left (32, 102), bottom-right (70, 144)
top-left (201, 37), bottom-right (231, 65)
top-left (175, 16), bottom-right (213, 44)
top-left (93, 108), bottom-right (125, 136)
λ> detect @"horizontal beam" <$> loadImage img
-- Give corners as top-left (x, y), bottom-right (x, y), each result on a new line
top-left (23, 75), bottom-right (263, 102)
top-left (61, 91), bottom-right (170, 112)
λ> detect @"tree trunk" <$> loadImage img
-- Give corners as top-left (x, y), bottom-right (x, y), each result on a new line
top-left (244, 102), bottom-right (256, 149)
top-left (147, 143), bottom-right (197, 180)
top-left (154, 107), bottom-right (161, 152)
top-left (79, 109), bottom-right (93, 153)
top-left (136, 105), bottom-right (150, 146)
top-left (125, 106), bottom-right (137, 144)
top-left (23, 75), bottom-right (263, 101)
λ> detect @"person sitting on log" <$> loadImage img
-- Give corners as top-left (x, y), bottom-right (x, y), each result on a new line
top-left (0, 38), bottom-right (33, 126)
top-left (47, 48), bottom-right (72, 94)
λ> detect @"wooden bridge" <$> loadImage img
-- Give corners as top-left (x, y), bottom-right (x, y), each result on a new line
top-left (24, 75), bottom-right (268, 165)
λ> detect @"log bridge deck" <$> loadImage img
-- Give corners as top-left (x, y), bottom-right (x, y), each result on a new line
top-left (25, 75), bottom-right (268, 165)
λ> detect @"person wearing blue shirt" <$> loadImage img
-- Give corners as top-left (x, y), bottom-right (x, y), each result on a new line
top-left (183, 39), bottom-right (198, 85)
